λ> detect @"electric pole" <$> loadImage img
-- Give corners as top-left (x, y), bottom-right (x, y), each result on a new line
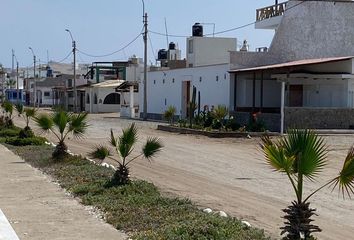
top-left (29, 47), bottom-right (36, 108)
top-left (16, 61), bottom-right (19, 103)
top-left (143, 12), bottom-right (148, 120)
top-left (66, 29), bottom-right (77, 112)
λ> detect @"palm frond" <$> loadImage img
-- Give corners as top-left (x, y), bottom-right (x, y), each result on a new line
top-left (143, 137), bottom-right (163, 160)
top-left (110, 129), bottom-right (118, 147)
top-left (35, 114), bottom-right (54, 132)
top-left (52, 110), bottom-right (69, 135)
top-left (332, 146), bottom-right (354, 198)
top-left (261, 135), bottom-right (295, 173)
top-left (24, 107), bottom-right (37, 118)
top-left (118, 123), bottom-right (138, 158)
top-left (68, 112), bottom-right (88, 138)
top-left (15, 103), bottom-right (24, 115)
top-left (90, 145), bottom-right (111, 160)
top-left (282, 129), bottom-right (327, 181)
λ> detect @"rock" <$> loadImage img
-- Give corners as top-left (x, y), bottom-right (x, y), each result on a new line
top-left (247, 134), bottom-right (252, 139)
top-left (203, 208), bottom-right (213, 214)
top-left (241, 220), bottom-right (251, 228)
top-left (218, 211), bottom-right (227, 217)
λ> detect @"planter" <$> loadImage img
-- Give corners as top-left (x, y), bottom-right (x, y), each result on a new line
top-left (157, 125), bottom-right (280, 138)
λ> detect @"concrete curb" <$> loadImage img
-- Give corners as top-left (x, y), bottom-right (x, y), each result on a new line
top-left (0, 209), bottom-right (20, 240)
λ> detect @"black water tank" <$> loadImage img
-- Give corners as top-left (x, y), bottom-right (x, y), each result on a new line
top-left (169, 42), bottom-right (176, 50)
top-left (158, 49), bottom-right (167, 60)
top-left (192, 23), bottom-right (203, 37)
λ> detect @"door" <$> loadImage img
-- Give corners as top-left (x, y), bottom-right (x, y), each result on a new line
top-left (181, 81), bottom-right (191, 118)
top-left (289, 85), bottom-right (303, 107)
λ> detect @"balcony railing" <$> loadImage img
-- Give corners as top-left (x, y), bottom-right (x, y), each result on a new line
top-left (256, 2), bottom-right (287, 22)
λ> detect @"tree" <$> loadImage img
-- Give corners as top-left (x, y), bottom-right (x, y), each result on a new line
top-left (261, 129), bottom-right (354, 240)
top-left (5, 79), bottom-right (16, 89)
top-left (163, 105), bottom-right (176, 125)
top-left (35, 110), bottom-right (88, 159)
top-left (15, 103), bottom-right (37, 138)
top-left (1, 101), bottom-right (14, 127)
top-left (108, 123), bottom-right (163, 186)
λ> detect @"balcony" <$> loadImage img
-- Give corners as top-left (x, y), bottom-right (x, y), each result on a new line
top-left (255, 2), bottom-right (287, 30)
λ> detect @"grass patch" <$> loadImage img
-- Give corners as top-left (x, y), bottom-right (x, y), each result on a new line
top-left (6, 144), bottom-right (270, 240)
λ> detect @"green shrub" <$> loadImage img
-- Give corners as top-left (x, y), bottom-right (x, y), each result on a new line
top-left (225, 117), bottom-right (241, 131)
top-left (5, 136), bottom-right (46, 146)
top-left (163, 106), bottom-right (177, 125)
top-left (0, 128), bottom-right (21, 137)
top-left (18, 127), bottom-right (35, 139)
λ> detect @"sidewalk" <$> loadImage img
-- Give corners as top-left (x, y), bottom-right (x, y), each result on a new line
top-left (0, 145), bottom-right (127, 240)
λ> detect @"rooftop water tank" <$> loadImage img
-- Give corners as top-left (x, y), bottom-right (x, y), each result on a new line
top-left (169, 42), bottom-right (176, 50)
top-left (192, 23), bottom-right (203, 37)
top-left (158, 49), bottom-right (168, 60)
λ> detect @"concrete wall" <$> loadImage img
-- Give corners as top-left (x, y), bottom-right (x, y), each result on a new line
top-left (269, 0), bottom-right (354, 63)
top-left (187, 37), bottom-right (236, 67)
top-left (85, 87), bottom-right (121, 113)
top-left (232, 111), bottom-right (281, 132)
top-left (285, 107), bottom-right (354, 129)
top-left (142, 64), bottom-right (231, 117)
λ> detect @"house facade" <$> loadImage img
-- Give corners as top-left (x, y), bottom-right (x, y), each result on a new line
top-left (229, 0), bottom-right (354, 132)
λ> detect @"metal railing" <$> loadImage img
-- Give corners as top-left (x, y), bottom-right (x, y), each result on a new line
top-left (256, 2), bottom-right (287, 22)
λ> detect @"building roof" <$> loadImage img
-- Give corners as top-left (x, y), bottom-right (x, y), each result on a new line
top-left (229, 56), bottom-right (353, 73)
top-left (90, 80), bottom-right (125, 88)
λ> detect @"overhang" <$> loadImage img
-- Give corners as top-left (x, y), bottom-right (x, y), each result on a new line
top-left (229, 56), bottom-right (353, 73)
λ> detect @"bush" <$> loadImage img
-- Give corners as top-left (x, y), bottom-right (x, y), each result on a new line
top-left (5, 136), bottom-right (46, 146)
top-left (225, 118), bottom-right (241, 131)
top-left (18, 127), bottom-right (35, 139)
top-left (0, 128), bottom-right (21, 137)
top-left (163, 106), bottom-right (177, 125)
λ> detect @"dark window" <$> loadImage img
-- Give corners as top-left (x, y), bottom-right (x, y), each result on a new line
top-left (163, 79), bottom-right (165, 84)
top-left (216, 76), bottom-right (219, 82)
top-left (103, 93), bottom-right (120, 104)
top-left (172, 78), bottom-right (175, 83)
top-left (199, 77), bottom-right (202, 82)
top-left (44, 92), bottom-right (50, 97)
top-left (94, 94), bottom-right (98, 104)
top-left (86, 94), bottom-right (90, 104)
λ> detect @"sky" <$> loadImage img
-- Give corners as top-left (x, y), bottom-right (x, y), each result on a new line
top-left (0, 0), bottom-right (278, 69)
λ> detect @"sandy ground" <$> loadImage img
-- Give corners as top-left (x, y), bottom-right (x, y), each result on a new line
top-left (13, 111), bottom-right (354, 239)
top-left (0, 144), bottom-right (127, 240)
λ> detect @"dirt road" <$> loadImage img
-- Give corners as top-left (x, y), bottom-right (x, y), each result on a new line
top-left (14, 112), bottom-right (354, 239)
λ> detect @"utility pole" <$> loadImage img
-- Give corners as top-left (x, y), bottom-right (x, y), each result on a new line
top-left (143, 12), bottom-right (148, 120)
top-left (16, 61), bottom-right (19, 103)
top-left (66, 29), bottom-right (77, 112)
top-left (29, 47), bottom-right (36, 108)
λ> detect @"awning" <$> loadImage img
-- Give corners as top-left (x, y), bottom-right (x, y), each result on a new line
top-left (229, 56), bottom-right (353, 73)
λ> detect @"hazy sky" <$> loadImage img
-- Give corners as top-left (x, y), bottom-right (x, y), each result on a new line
top-left (0, 0), bottom-right (278, 68)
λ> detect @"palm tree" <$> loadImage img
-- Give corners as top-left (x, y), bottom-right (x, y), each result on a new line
top-left (2, 101), bottom-right (14, 127)
top-left (163, 105), bottom-right (176, 125)
top-left (15, 103), bottom-right (37, 138)
top-left (108, 123), bottom-right (163, 186)
top-left (261, 129), bottom-right (354, 240)
top-left (35, 109), bottom-right (88, 159)
top-left (5, 79), bottom-right (16, 89)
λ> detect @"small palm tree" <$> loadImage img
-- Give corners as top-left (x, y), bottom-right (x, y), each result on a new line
top-left (23, 107), bottom-right (37, 130)
top-left (212, 105), bottom-right (228, 128)
top-left (2, 101), bottom-right (14, 127)
top-left (108, 123), bottom-right (163, 186)
top-left (163, 105), bottom-right (176, 125)
top-left (16, 104), bottom-right (37, 138)
top-left (261, 129), bottom-right (354, 240)
top-left (35, 110), bottom-right (88, 159)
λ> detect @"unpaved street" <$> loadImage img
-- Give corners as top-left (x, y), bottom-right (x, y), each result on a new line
top-left (15, 112), bottom-right (354, 239)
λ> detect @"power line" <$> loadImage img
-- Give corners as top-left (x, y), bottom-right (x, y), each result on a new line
top-left (148, 32), bottom-right (156, 60)
top-left (149, 1), bottom-right (305, 38)
top-left (77, 28), bottom-right (144, 58)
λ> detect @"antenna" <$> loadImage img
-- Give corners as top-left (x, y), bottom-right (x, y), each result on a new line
top-left (164, 17), bottom-right (169, 48)
top-left (47, 50), bottom-right (49, 63)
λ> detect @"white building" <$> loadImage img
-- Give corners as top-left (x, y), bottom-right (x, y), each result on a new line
top-left (141, 30), bottom-right (237, 119)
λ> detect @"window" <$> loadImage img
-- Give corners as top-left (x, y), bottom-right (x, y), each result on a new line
top-left (44, 91), bottom-right (50, 97)
top-left (153, 80), bottom-right (156, 84)
top-left (216, 76), bottom-right (219, 82)
top-left (164, 98), bottom-right (167, 106)
top-left (67, 79), bottom-right (73, 87)
top-left (172, 78), bottom-right (175, 83)
top-left (94, 94), bottom-right (98, 104)
top-left (188, 39), bottom-right (193, 53)
top-left (199, 77), bottom-right (202, 82)
top-left (103, 93), bottom-right (120, 104)
top-left (86, 94), bottom-right (90, 104)
top-left (163, 79), bottom-right (165, 84)
top-left (224, 73), bottom-right (227, 79)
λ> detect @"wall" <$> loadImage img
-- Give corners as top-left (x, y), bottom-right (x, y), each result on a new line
top-left (285, 107), bottom-right (354, 129)
top-left (187, 37), bottom-right (236, 67)
top-left (269, 1), bottom-right (354, 63)
top-left (85, 87), bottom-right (121, 113)
top-left (143, 64), bottom-right (231, 118)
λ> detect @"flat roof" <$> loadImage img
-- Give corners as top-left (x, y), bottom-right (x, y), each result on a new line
top-left (229, 56), bottom-right (353, 73)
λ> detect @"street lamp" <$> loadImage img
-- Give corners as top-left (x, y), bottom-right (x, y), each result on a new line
top-left (141, 0), bottom-right (148, 120)
top-left (65, 28), bottom-right (77, 112)
top-left (29, 47), bottom-right (36, 107)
